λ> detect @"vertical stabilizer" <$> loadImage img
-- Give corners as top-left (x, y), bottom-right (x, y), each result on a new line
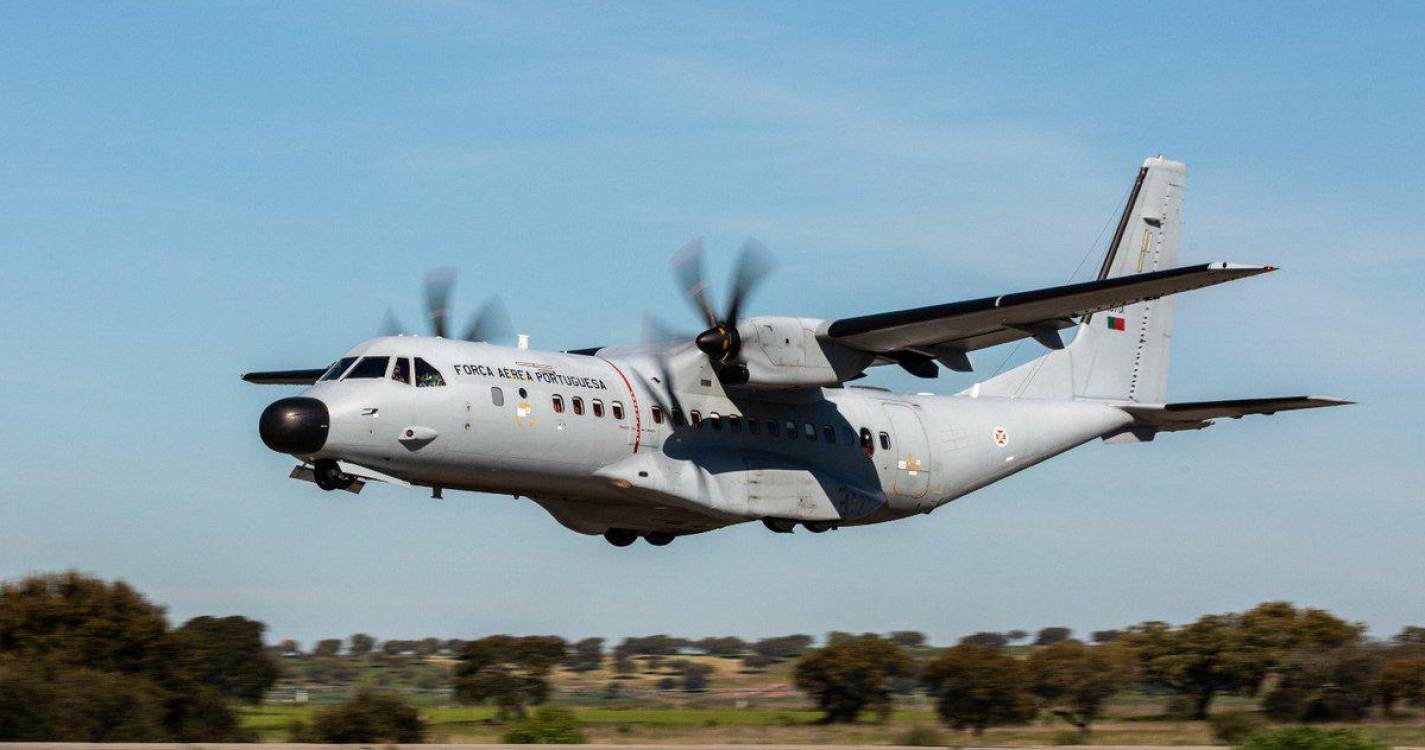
top-left (970, 156), bottom-right (1186, 403)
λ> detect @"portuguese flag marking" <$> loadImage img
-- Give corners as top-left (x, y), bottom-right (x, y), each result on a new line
top-left (1107, 315), bottom-right (1126, 331)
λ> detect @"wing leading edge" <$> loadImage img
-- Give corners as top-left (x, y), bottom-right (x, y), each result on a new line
top-left (823, 262), bottom-right (1274, 371)
top-left (1120, 396), bottom-right (1353, 431)
top-left (242, 368), bottom-right (327, 385)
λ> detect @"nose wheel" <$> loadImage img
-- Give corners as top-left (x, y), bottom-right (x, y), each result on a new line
top-left (312, 459), bottom-right (356, 492)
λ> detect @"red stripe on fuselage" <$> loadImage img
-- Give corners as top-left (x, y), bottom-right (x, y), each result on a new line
top-left (599, 357), bottom-right (641, 453)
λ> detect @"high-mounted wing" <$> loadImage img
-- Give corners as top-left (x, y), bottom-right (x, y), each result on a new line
top-left (242, 368), bottom-right (327, 385)
top-left (823, 262), bottom-right (1273, 371)
top-left (1120, 396), bottom-right (1353, 431)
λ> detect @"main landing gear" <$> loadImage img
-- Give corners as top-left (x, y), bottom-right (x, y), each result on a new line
top-left (763, 518), bottom-right (837, 534)
top-left (603, 529), bottom-right (677, 547)
top-left (312, 459), bottom-right (356, 492)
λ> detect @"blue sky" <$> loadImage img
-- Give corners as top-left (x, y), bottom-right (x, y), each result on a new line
top-left (2, 2), bottom-right (1422, 646)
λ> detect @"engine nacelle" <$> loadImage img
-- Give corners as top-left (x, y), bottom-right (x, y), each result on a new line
top-left (726, 317), bottom-right (874, 390)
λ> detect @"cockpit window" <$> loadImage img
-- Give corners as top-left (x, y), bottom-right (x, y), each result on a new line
top-left (391, 357), bottom-right (411, 385)
top-left (345, 356), bottom-right (390, 379)
top-left (320, 357), bottom-right (358, 381)
top-left (414, 358), bottom-right (446, 387)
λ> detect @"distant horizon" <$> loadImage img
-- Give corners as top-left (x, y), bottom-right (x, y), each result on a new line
top-left (3, 2), bottom-right (1420, 647)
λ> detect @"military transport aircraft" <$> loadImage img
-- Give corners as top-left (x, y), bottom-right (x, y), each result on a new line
top-left (245, 156), bottom-right (1349, 546)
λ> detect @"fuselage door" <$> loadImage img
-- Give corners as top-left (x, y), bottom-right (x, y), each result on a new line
top-left (880, 403), bottom-right (931, 499)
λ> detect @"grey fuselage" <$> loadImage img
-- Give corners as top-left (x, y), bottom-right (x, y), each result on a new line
top-left (295, 336), bottom-right (1131, 537)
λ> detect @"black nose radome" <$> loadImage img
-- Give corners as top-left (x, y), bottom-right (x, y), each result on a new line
top-left (259, 397), bottom-right (329, 455)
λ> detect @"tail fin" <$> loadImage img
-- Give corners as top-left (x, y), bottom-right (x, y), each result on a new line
top-left (1070, 155), bottom-right (1185, 402)
top-left (972, 156), bottom-right (1186, 402)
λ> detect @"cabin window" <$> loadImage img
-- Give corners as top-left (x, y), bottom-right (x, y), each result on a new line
top-left (612, 401), bottom-right (625, 420)
top-left (804, 423), bottom-right (817, 441)
top-left (691, 410), bottom-right (702, 428)
top-left (345, 356), bottom-right (390, 379)
top-left (729, 415), bottom-right (742, 433)
top-left (321, 357), bottom-right (358, 381)
top-left (391, 357), bottom-right (411, 385)
top-left (879, 431), bottom-right (891, 450)
top-left (841, 426), bottom-right (855, 445)
top-left (823, 426), bottom-right (837, 444)
top-left (592, 399), bottom-right (604, 418)
top-left (785, 420), bottom-right (797, 439)
top-left (766, 419), bottom-right (780, 437)
top-left (491, 387), bottom-right (504, 406)
top-left (518, 387), bottom-right (528, 399)
top-left (708, 412), bottom-right (722, 430)
top-left (747, 418), bottom-right (760, 435)
top-left (651, 405), bottom-right (664, 424)
top-left (552, 394), bottom-right (565, 413)
top-left (860, 428), bottom-right (875, 458)
top-left (671, 408), bottom-right (685, 426)
top-left (414, 358), bottom-right (446, 387)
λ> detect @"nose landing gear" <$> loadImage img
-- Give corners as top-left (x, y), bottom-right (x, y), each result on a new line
top-left (312, 459), bottom-right (356, 492)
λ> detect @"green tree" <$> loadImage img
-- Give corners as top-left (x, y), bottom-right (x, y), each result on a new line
top-left (455, 635), bottom-right (568, 719)
top-left (793, 635), bottom-right (913, 723)
top-left (1263, 646), bottom-right (1380, 722)
top-left (0, 572), bottom-right (249, 742)
top-left (566, 637), bottom-right (604, 672)
top-left (756, 634), bottom-right (815, 660)
top-left (695, 636), bottom-right (748, 656)
top-left (172, 615), bottom-right (279, 703)
top-left (1127, 603), bottom-right (1364, 719)
top-left (312, 638), bottom-right (342, 658)
top-left (961, 632), bottom-right (1009, 648)
top-left (922, 643), bottom-right (1034, 736)
top-left (1035, 627), bottom-right (1073, 646)
top-left (1376, 656), bottom-right (1425, 714)
top-left (1026, 641), bottom-right (1136, 733)
top-left (349, 632), bottom-right (375, 657)
top-left (680, 662), bottom-right (714, 692)
top-left (889, 631), bottom-right (927, 648)
top-left (311, 688), bottom-right (425, 743)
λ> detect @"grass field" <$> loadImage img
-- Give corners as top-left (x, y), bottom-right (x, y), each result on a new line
top-left (239, 703), bottom-right (1425, 746)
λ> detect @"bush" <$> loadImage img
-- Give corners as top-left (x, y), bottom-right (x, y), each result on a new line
top-left (898, 725), bottom-right (948, 746)
top-left (502, 706), bottom-right (586, 744)
top-left (1210, 712), bottom-right (1265, 744)
top-left (1238, 727), bottom-right (1386, 750)
top-left (311, 689), bottom-right (426, 744)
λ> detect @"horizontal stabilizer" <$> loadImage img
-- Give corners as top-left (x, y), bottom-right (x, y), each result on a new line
top-left (242, 368), bottom-right (326, 385)
top-left (1120, 396), bottom-right (1353, 431)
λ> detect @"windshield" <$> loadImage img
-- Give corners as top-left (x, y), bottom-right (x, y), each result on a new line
top-left (345, 356), bottom-right (390, 379)
top-left (320, 357), bottom-right (358, 381)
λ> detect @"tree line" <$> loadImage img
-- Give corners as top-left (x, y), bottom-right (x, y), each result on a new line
top-left (4, 571), bottom-right (1425, 743)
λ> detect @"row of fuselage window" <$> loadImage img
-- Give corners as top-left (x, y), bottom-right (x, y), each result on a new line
top-left (489, 385), bottom-right (892, 454)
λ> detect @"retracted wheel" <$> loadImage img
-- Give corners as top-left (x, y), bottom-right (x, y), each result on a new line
top-left (603, 528), bottom-right (638, 547)
top-left (762, 518), bottom-right (797, 534)
top-left (803, 521), bottom-right (835, 533)
top-left (644, 532), bottom-right (676, 546)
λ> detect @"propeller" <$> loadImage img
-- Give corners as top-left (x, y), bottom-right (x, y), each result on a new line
top-left (640, 313), bottom-right (693, 414)
top-left (672, 238), bottom-right (775, 382)
top-left (379, 269), bottom-right (514, 344)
